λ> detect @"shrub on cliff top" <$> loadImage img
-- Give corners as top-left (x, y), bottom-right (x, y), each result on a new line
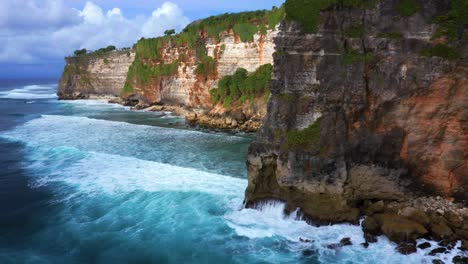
top-left (285, 0), bottom-right (375, 32)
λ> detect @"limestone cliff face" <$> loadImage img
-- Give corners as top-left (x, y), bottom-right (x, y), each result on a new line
top-left (58, 51), bottom-right (135, 99)
top-left (126, 28), bottom-right (277, 110)
top-left (246, 0), bottom-right (467, 225)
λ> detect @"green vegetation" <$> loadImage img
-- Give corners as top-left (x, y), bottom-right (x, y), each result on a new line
top-left (284, 0), bottom-right (375, 33)
top-left (343, 48), bottom-right (375, 65)
top-left (283, 118), bottom-right (322, 151)
top-left (70, 45), bottom-right (121, 58)
top-left (395, 0), bottom-right (419, 17)
top-left (195, 56), bottom-right (217, 78)
top-left (344, 25), bottom-right (365, 38)
top-left (209, 64), bottom-right (272, 108)
top-left (124, 6), bottom-right (284, 93)
top-left (273, 50), bottom-right (289, 56)
top-left (73, 49), bottom-right (87, 56)
top-left (126, 56), bottom-right (178, 87)
top-left (278, 93), bottom-right (293, 102)
top-left (377, 31), bottom-right (404, 40)
top-left (421, 43), bottom-right (459, 60)
top-left (433, 0), bottom-right (468, 42)
top-left (164, 29), bottom-right (176, 36)
top-left (234, 23), bottom-right (259, 42)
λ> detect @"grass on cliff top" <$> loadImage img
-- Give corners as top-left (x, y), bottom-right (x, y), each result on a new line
top-left (210, 64), bottom-right (272, 108)
top-left (284, 0), bottom-right (376, 33)
top-left (283, 118), bottom-right (322, 151)
top-left (134, 5), bottom-right (285, 62)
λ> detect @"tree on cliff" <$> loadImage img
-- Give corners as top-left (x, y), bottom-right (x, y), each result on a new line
top-left (73, 49), bottom-right (87, 56)
top-left (164, 29), bottom-right (176, 36)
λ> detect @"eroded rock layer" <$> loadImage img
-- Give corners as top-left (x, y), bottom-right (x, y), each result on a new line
top-left (58, 51), bottom-right (135, 99)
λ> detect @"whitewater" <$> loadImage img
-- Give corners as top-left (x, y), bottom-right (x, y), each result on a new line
top-left (0, 82), bottom-right (464, 263)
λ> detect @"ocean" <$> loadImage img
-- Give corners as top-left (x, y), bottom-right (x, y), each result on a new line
top-left (0, 79), bottom-right (463, 263)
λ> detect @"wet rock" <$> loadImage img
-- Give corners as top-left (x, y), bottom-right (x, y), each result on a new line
top-left (364, 233), bottom-right (378, 243)
top-left (428, 247), bottom-right (447, 256)
top-left (397, 242), bottom-right (417, 255)
top-left (376, 214), bottom-right (428, 243)
top-left (438, 239), bottom-right (455, 250)
top-left (302, 249), bottom-right (316, 257)
top-left (327, 237), bottom-right (353, 249)
top-left (430, 221), bottom-right (453, 240)
top-left (361, 242), bottom-right (369, 248)
top-left (340, 237), bottom-right (352, 246)
top-left (417, 242), bottom-right (431, 249)
top-left (299, 237), bottom-right (311, 243)
top-left (453, 256), bottom-right (468, 264)
top-left (445, 211), bottom-right (463, 229)
top-left (362, 216), bottom-right (380, 235)
top-left (365, 201), bottom-right (385, 215)
top-left (432, 259), bottom-right (444, 264)
top-left (399, 207), bottom-right (430, 226)
top-left (460, 239), bottom-right (468, 250)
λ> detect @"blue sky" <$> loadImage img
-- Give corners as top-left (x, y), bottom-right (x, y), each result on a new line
top-left (0, 0), bottom-right (284, 79)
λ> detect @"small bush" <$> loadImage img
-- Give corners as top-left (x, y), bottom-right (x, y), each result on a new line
top-left (433, 0), bottom-right (468, 42)
top-left (395, 0), bottom-right (419, 17)
top-left (344, 25), bottom-right (365, 38)
top-left (343, 48), bottom-right (374, 65)
top-left (377, 31), bottom-right (404, 40)
top-left (421, 43), bottom-right (459, 60)
top-left (195, 56), bottom-right (217, 77)
top-left (283, 118), bottom-right (322, 151)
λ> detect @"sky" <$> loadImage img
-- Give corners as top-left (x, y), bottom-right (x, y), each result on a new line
top-left (0, 0), bottom-right (285, 79)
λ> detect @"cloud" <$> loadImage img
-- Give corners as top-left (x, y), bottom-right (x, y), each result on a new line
top-left (0, 0), bottom-right (190, 64)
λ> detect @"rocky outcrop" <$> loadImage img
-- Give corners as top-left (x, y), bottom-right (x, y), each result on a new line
top-left (245, 0), bottom-right (467, 248)
top-left (58, 51), bottom-right (135, 99)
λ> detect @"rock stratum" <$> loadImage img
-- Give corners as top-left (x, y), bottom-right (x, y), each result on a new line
top-left (58, 51), bottom-right (135, 99)
top-left (245, 0), bottom-right (467, 251)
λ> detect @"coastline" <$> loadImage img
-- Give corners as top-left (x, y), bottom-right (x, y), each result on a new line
top-left (59, 96), bottom-right (262, 133)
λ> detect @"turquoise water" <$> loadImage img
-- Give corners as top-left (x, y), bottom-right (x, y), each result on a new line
top-left (0, 81), bottom-right (464, 263)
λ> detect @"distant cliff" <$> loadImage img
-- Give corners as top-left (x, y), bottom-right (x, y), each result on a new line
top-left (58, 50), bottom-right (135, 99)
top-left (245, 0), bottom-right (467, 252)
top-left (58, 7), bottom-right (284, 131)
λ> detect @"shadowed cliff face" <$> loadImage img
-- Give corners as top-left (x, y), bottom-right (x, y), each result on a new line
top-left (245, 0), bottom-right (467, 223)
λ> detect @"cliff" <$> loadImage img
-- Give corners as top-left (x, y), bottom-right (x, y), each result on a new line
top-left (59, 8), bottom-right (284, 131)
top-left (58, 50), bottom-right (135, 99)
top-left (245, 0), bottom-right (467, 251)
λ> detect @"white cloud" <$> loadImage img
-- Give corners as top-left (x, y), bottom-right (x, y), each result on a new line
top-left (0, 0), bottom-right (190, 64)
top-left (142, 2), bottom-right (189, 37)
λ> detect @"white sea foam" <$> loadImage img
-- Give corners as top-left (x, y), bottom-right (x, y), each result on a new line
top-left (226, 201), bottom-right (467, 263)
top-left (0, 84), bottom-right (58, 99)
top-left (22, 145), bottom-right (247, 197)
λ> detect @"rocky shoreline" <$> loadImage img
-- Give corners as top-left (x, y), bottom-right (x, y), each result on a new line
top-left (108, 97), bottom-right (262, 133)
top-left (361, 197), bottom-right (467, 255)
